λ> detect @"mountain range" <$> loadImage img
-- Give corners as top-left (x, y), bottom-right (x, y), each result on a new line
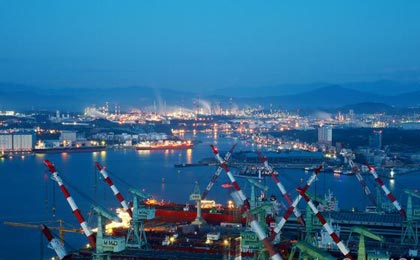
top-left (1, 80), bottom-right (420, 112)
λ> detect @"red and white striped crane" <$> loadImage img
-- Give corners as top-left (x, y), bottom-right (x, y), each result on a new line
top-left (297, 187), bottom-right (352, 259)
top-left (211, 145), bottom-right (283, 260)
top-left (201, 143), bottom-right (237, 200)
top-left (257, 152), bottom-right (305, 226)
top-left (367, 165), bottom-right (406, 219)
top-left (41, 224), bottom-right (71, 260)
top-left (44, 159), bottom-right (96, 249)
top-left (341, 148), bottom-right (376, 206)
top-left (269, 165), bottom-right (322, 241)
top-left (95, 162), bottom-right (133, 218)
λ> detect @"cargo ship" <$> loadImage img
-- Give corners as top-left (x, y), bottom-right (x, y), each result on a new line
top-left (135, 140), bottom-right (193, 150)
top-left (33, 145), bottom-right (107, 154)
top-left (33, 140), bottom-right (106, 154)
top-left (144, 198), bottom-right (245, 225)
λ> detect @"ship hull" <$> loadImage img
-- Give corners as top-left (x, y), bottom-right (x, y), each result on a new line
top-left (33, 146), bottom-right (106, 154)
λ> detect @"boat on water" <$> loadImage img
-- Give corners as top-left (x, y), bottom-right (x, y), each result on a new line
top-left (143, 199), bottom-right (245, 225)
top-left (135, 140), bottom-right (193, 150)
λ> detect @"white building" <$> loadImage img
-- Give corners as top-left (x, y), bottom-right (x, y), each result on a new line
top-left (318, 126), bottom-right (332, 145)
top-left (0, 133), bottom-right (33, 151)
top-left (60, 131), bottom-right (77, 142)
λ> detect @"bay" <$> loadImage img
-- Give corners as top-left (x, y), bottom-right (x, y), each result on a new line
top-left (0, 134), bottom-right (417, 259)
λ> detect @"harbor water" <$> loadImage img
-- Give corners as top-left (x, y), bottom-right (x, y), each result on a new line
top-left (0, 134), bottom-right (418, 259)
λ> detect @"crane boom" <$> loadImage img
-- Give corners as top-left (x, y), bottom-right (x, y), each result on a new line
top-left (257, 152), bottom-right (305, 226)
top-left (201, 143), bottom-right (237, 200)
top-left (269, 165), bottom-right (322, 241)
top-left (96, 162), bottom-right (132, 217)
top-left (367, 165), bottom-right (406, 219)
top-left (211, 144), bottom-right (283, 260)
top-left (44, 159), bottom-right (96, 248)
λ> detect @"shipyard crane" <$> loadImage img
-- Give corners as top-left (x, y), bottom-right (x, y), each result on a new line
top-left (190, 181), bottom-right (206, 225)
top-left (296, 187), bottom-right (352, 259)
top-left (401, 189), bottom-right (420, 245)
top-left (4, 219), bottom-right (80, 243)
top-left (201, 143), bottom-right (237, 200)
top-left (95, 162), bottom-right (133, 217)
top-left (366, 165), bottom-right (406, 219)
top-left (257, 152), bottom-right (305, 226)
top-left (340, 148), bottom-right (377, 207)
top-left (210, 144), bottom-right (284, 260)
top-left (44, 159), bottom-right (96, 248)
top-left (4, 221), bottom-right (73, 260)
top-left (346, 226), bottom-right (384, 260)
top-left (42, 224), bottom-right (71, 260)
top-left (269, 165), bottom-right (322, 241)
top-left (246, 177), bottom-right (269, 209)
top-left (126, 187), bottom-right (155, 249)
top-left (92, 206), bottom-right (125, 260)
top-left (288, 241), bottom-right (335, 260)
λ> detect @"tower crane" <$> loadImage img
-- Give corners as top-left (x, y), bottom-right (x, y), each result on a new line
top-left (3, 221), bottom-right (73, 260)
top-left (211, 144), bottom-right (284, 260)
top-left (346, 226), bottom-right (384, 260)
top-left (42, 224), bottom-right (71, 260)
top-left (4, 219), bottom-right (80, 243)
top-left (288, 241), bottom-right (335, 260)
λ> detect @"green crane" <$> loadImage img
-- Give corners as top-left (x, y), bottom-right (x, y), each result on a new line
top-left (288, 241), bottom-right (335, 260)
top-left (401, 189), bottom-right (420, 245)
top-left (347, 226), bottom-right (384, 260)
top-left (126, 188), bottom-right (155, 249)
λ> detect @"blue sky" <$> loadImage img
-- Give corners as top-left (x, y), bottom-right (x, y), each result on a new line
top-left (1, 0), bottom-right (420, 91)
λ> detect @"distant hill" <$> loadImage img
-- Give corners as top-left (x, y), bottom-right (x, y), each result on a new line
top-left (1, 81), bottom-right (420, 112)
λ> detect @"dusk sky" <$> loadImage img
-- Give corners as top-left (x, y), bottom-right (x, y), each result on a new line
top-left (1, 1), bottom-right (420, 91)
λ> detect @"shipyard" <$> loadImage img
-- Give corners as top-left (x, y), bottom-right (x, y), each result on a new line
top-left (2, 1), bottom-right (420, 259)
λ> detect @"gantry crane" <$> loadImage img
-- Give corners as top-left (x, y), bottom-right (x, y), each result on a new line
top-left (401, 189), bottom-right (420, 245)
top-left (126, 187), bottom-right (155, 249)
top-left (347, 226), bottom-right (384, 260)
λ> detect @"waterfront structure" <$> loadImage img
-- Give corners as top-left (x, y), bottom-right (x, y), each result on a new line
top-left (0, 132), bottom-right (33, 151)
top-left (318, 125), bottom-right (332, 145)
top-left (369, 130), bottom-right (382, 149)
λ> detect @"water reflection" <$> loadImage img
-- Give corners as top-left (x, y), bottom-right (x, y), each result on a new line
top-left (186, 149), bottom-right (192, 164)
